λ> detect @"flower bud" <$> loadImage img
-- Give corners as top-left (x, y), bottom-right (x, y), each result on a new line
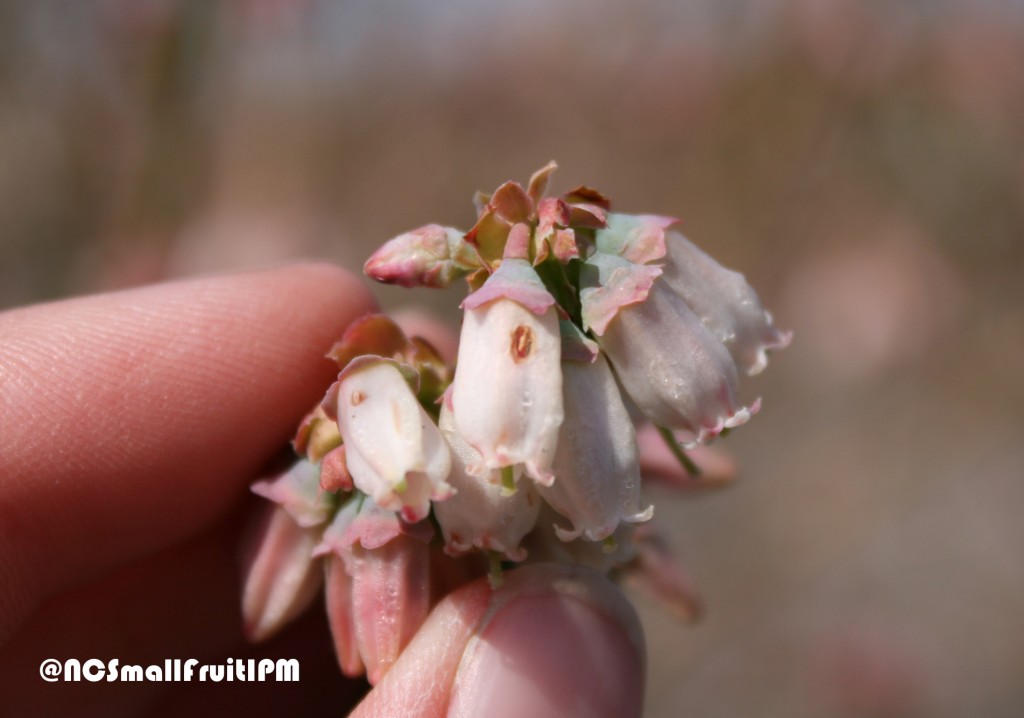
top-left (364, 224), bottom-right (478, 288)
top-left (452, 258), bottom-right (563, 484)
top-left (433, 405), bottom-right (540, 561)
top-left (327, 357), bottom-right (453, 522)
top-left (347, 535), bottom-right (431, 685)
top-left (537, 353), bottom-right (652, 541)
top-left (241, 505), bottom-right (323, 642)
top-left (661, 231), bottom-right (791, 376)
top-left (324, 555), bottom-right (364, 677)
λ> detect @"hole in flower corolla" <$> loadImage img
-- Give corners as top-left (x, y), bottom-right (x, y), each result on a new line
top-left (510, 325), bottom-right (534, 363)
top-left (351, 390), bottom-right (365, 406)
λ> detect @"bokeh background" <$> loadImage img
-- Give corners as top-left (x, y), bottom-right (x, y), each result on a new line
top-left (3, 0), bottom-right (1023, 715)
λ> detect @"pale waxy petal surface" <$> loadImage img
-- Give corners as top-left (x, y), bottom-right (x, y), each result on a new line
top-left (334, 358), bottom-right (452, 521)
top-left (662, 231), bottom-right (791, 376)
top-left (452, 297), bottom-right (563, 484)
top-left (538, 354), bottom-right (651, 542)
top-left (434, 405), bottom-right (540, 561)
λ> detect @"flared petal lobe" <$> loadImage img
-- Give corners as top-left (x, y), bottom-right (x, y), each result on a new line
top-left (538, 354), bottom-right (652, 542)
top-left (662, 231), bottom-right (791, 376)
top-left (332, 358), bottom-right (452, 522)
top-left (452, 261), bottom-right (563, 483)
top-left (433, 406), bottom-right (540, 560)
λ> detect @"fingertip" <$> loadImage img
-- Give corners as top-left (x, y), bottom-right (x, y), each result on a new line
top-left (353, 564), bottom-right (645, 718)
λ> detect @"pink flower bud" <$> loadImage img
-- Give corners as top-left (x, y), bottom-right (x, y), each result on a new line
top-left (347, 535), bottom-right (431, 685)
top-left (433, 406), bottom-right (540, 561)
top-left (330, 357), bottom-right (453, 522)
top-left (313, 497), bottom-right (434, 684)
top-left (363, 224), bottom-right (479, 288)
top-left (324, 554), bottom-right (364, 677)
top-left (538, 353), bottom-right (652, 542)
top-left (241, 505), bottom-right (323, 642)
top-left (453, 258), bottom-right (563, 484)
top-left (661, 231), bottom-right (791, 376)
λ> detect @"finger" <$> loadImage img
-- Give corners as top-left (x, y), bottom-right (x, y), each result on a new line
top-left (0, 263), bottom-right (375, 641)
top-left (352, 564), bottom-right (646, 718)
top-left (0, 500), bottom-right (366, 716)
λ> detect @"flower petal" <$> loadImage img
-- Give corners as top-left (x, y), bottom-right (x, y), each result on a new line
top-left (537, 354), bottom-right (651, 542)
top-left (333, 358), bottom-right (452, 520)
top-left (250, 459), bottom-right (333, 528)
top-left (662, 231), bottom-right (791, 375)
top-left (433, 406), bottom-right (540, 561)
top-left (597, 280), bottom-right (754, 443)
top-left (452, 296), bottom-right (563, 484)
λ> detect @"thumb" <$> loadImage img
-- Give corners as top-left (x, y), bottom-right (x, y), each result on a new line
top-left (350, 563), bottom-right (645, 718)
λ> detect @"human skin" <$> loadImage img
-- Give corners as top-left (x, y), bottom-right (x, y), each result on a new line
top-left (0, 263), bottom-right (644, 717)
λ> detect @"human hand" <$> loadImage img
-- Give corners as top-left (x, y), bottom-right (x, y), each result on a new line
top-left (0, 264), bottom-right (645, 717)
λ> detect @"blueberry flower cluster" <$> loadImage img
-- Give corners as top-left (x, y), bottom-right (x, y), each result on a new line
top-left (241, 163), bottom-right (789, 683)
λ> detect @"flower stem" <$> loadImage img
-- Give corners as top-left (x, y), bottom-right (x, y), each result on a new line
top-left (488, 551), bottom-right (505, 589)
top-left (500, 465), bottom-right (517, 496)
top-left (656, 426), bottom-right (702, 479)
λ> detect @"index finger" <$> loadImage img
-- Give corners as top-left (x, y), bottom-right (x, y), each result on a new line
top-left (0, 263), bottom-right (374, 642)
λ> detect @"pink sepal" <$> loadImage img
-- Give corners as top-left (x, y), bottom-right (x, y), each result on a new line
top-left (527, 160), bottom-right (558, 205)
top-left (461, 257), bottom-right (556, 316)
top-left (580, 252), bottom-right (663, 335)
top-left (595, 213), bottom-right (679, 264)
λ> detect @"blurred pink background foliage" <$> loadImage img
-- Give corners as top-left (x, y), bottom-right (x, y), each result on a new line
top-left (2, 1), bottom-right (1023, 715)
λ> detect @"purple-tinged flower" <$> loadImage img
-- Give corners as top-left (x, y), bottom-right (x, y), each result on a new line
top-left (364, 224), bottom-right (480, 288)
top-left (241, 505), bottom-right (323, 642)
top-left (537, 350), bottom-right (652, 542)
top-left (433, 405), bottom-right (540, 561)
top-left (661, 231), bottom-right (791, 376)
top-left (451, 246), bottom-right (564, 484)
top-left (324, 356), bottom-right (453, 522)
top-left (581, 252), bottom-right (756, 444)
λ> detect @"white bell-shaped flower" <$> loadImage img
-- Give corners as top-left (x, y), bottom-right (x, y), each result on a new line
top-left (433, 405), bottom-right (540, 561)
top-left (538, 352), bottom-right (652, 542)
top-left (451, 254), bottom-right (563, 484)
top-left (327, 357), bottom-right (453, 522)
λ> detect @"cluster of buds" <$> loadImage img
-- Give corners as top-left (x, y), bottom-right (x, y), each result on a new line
top-left (241, 163), bottom-right (790, 684)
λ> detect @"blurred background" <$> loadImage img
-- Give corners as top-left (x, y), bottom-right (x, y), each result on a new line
top-left (2, 0), bottom-right (1022, 715)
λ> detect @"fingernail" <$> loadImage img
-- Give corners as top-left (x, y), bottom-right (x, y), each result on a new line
top-left (447, 565), bottom-right (645, 718)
